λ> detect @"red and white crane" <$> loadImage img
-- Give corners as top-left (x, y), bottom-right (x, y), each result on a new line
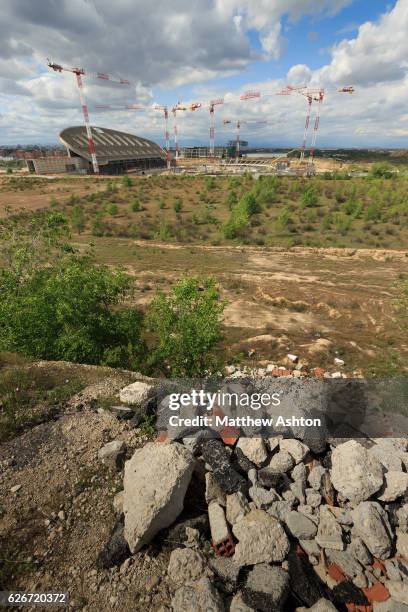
top-left (171, 101), bottom-right (201, 160)
top-left (153, 105), bottom-right (171, 169)
top-left (223, 118), bottom-right (268, 159)
top-left (47, 60), bottom-right (131, 173)
top-left (208, 98), bottom-right (224, 157)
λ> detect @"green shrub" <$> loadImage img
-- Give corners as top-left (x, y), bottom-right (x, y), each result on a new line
top-left (301, 185), bottom-right (319, 208)
top-left (122, 175), bottom-right (133, 188)
top-left (173, 198), bottom-right (183, 213)
top-left (71, 205), bottom-right (85, 233)
top-left (107, 203), bottom-right (118, 216)
top-left (158, 199), bottom-right (165, 210)
top-left (131, 199), bottom-right (141, 212)
top-left (146, 277), bottom-right (226, 376)
top-left (227, 190), bottom-right (238, 210)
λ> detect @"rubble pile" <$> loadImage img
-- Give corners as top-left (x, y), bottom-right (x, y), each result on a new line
top-left (98, 381), bottom-right (408, 612)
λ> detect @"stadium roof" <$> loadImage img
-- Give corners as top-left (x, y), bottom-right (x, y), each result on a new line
top-left (60, 126), bottom-right (165, 164)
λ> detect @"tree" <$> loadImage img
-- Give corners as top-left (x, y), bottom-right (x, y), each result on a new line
top-left (146, 277), bottom-right (226, 376)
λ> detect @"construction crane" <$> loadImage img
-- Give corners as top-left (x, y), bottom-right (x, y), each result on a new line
top-left (171, 101), bottom-right (201, 160)
top-left (208, 99), bottom-right (224, 157)
top-left (280, 85), bottom-right (355, 166)
top-left (223, 119), bottom-right (268, 159)
top-left (153, 105), bottom-right (171, 169)
top-left (94, 104), bottom-right (143, 110)
top-left (47, 60), bottom-right (131, 173)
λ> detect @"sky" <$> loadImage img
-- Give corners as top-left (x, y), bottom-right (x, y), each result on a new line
top-left (0, 0), bottom-right (407, 149)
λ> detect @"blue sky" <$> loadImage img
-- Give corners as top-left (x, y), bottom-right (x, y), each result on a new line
top-left (0, 0), bottom-right (407, 148)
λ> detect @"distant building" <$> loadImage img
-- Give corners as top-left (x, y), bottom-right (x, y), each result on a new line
top-left (182, 146), bottom-right (227, 158)
top-left (27, 126), bottom-right (166, 175)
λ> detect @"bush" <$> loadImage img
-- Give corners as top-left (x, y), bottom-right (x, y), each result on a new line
top-left (107, 203), bottom-right (118, 216)
top-left (173, 198), bottom-right (183, 213)
top-left (146, 277), bottom-right (226, 376)
top-left (71, 205), bottom-right (85, 233)
top-left (122, 175), bottom-right (133, 188)
top-left (0, 213), bottom-right (144, 369)
top-left (227, 191), bottom-right (238, 210)
top-left (158, 199), bottom-right (165, 210)
top-left (131, 199), bottom-right (141, 212)
top-left (301, 185), bottom-right (319, 208)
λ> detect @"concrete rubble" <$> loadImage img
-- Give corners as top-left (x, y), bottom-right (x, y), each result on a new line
top-left (96, 382), bottom-right (408, 611)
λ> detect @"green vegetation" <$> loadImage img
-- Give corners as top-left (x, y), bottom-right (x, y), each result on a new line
top-left (146, 277), bottom-right (226, 377)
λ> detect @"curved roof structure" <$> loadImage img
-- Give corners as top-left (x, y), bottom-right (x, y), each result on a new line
top-left (60, 126), bottom-right (165, 164)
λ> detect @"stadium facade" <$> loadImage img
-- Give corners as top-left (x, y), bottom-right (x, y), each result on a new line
top-left (27, 126), bottom-right (166, 175)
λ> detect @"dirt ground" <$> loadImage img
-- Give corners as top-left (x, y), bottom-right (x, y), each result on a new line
top-left (0, 362), bottom-right (173, 610)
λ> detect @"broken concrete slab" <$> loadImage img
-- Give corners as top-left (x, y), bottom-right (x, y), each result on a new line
top-left (351, 501), bottom-right (393, 560)
top-left (242, 563), bottom-right (289, 612)
top-left (232, 509), bottom-right (289, 566)
top-left (331, 440), bottom-right (384, 504)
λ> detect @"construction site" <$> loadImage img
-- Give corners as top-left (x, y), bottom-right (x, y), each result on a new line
top-left (22, 61), bottom-right (357, 178)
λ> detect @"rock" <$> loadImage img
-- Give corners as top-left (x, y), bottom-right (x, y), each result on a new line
top-left (290, 479), bottom-right (306, 504)
top-left (201, 439), bottom-right (246, 494)
top-left (331, 440), bottom-right (384, 504)
top-left (316, 506), bottom-right (344, 551)
top-left (119, 381), bottom-right (154, 405)
top-left (208, 556), bottom-right (240, 589)
top-left (267, 500), bottom-right (295, 522)
top-left (299, 539), bottom-right (321, 557)
top-left (110, 405), bottom-right (134, 420)
top-left (230, 592), bottom-right (255, 612)
top-left (396, 530), bottom-right (408, 558)
top-left (287, 354), bottom-right (298, 363)
top-left (233, 447), bottom-right (257, 475)
top-left (292, 462), bottom-right (307, 482)
top-left (171, 577), bottom-right (224, 612)
top-left (205, 472), bottom-right (226, 506)
top-left (165, 514), bottom-right (209, 547)
top-left (208, 502), bottom-right (230, 546)
top-left (232, 509), bottom-right (290, 566)
top-left (167, 548), bottom-right (206, 587)
top-left (145, 575), bottom-right (161, 593)
top-left (280, 439), bottom-right (309, 464)
top-left (123, 442), bottom-right (195, 553)
top-left (96, 520), bottom-right (130, 569)
top-left (387, 581), bottom-right (408, 606)
top-left (308, 465), bottom-right (326, 491)
top-left (398, 504), bottom-right (408, 533)
top-left (268, 436), bottom-right (282, 452)
top-left (242, 563), bottom-right (289, 612)
top-left (349, 536), bottom-right (372, 566)
top-left (98, 440), bottom-right (126, 469)
top-left (226, 492), bottom-right (250, 525)
top-left (257, 468), bottom-right (285, 489)
top-left (373, 598), bottom-right (408, 611)
top-left (236, 438), bottom-right (268, 466)
top-left (306, 489), bottom-right (322, 508)
top-left (249, 484), bottom-right (278, 510)
top-left (324, 549), bottom-right (362, 578)
top-left (351, 502), bottom-right (393, 560)
top-left (182, 430), bottom-right (218, 455)
top-left (10, 484), bottom-right (22, 493)
top-left (113, 491), bottom-right (124, 516)
top-left (378, 471), bottom-right (408, 502)
top-left (268, 451), bottom-right (295, 474)
top-left (304, 599), bottom-right (338, 611)
top-left (369, 443), bottom-right (404, 472)
top-left (285, 511), bottom-right (317, 540)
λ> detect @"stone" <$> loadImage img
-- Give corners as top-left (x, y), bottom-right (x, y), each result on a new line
top-left (230, 592), bottom-right (255, 612)
top-left (385, 559), bottom-right (405, 582)
top-left (119, 381), bottom-right (154, 405)
top-left (10, 484), bottom-right (22, 493)
top-left (369, 443), bottom-right (404, 472)
top-left (165, 514), bottom-right (209, 547)
top-left (226, 492), bottom-right (250, 525)
top-left (249, 484), bottom-right (278, 510)
top-left (171, 577), bottom-right (224, 612)
top-left (268, 451), bottom-right (295, 474)
top-left (257, 468), bottom-right (285, 489)
top-left (280, 439), bottom-right (309, 464)
top-left (290, 479), bottom-right (306, 504)
top-left (209, 502), bottom-right (230, 545)
top-left (349, 536), bottom-right (372, 566)
top-left (305, 599), bottom-right (338, 611)
top-left (378, 471), bottom-right (408, 502)
top-left (387, 581), bottom-right (408, 606)
top-left (351, 502), bottom-right (393, 560)
top-left (287, 353), bottom-right (298, 363)
top-left (205, 472), bottom-right (226, 506)
top-left (236, 438), bottom-right (268, 467)
top-left (316, 506), bottom-right (344, 551)
top-left (232, 509), bottom-right (290, 566)
top-left (96, 520), bottom-right (130, 569)
top-left (167, 548), bottom-right (206, 587)
top-left (306, 489), bottom-right (322, 508)
top-left (267, 500), bottom-right (295, 522)
top-left (331, 440), bottom-right (384, 504)
top-left (123, 442), bottom-right (195, 553)
top-left (373, 599), bottom-right (408, 611)
top-left (113, 490), bottom-right (124, 515)
top-left (329, 506), bottom-right (352, 526)
top-left (299, 539), bottom-right (321, 557)
top-left (182, 430), bottom-right (218, 455)
top-left (398, 504), bottom-right (408, 533)
top-left (285, 511), bottom-right (317, 540)
top-left (292, 462), bottom-right (307, 482)
top-left (324, 549), bottom-right (362, 578)
top-left (308, 465), bottom-right (326, 491)
top-left (208, 556), bottom-right (240, 587)
top-left (201, 439), bottom-right (246, 494)
top-left (233, 447), bottom-right (257, 474)
top-left (242, 564), bottom-right (289, 612)
top-left (98, 440), bottom-right (126, 469)
top-left (396, 530), bottom-right (408, 558)
top-left (110, 405), bottom-right (134, 420)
